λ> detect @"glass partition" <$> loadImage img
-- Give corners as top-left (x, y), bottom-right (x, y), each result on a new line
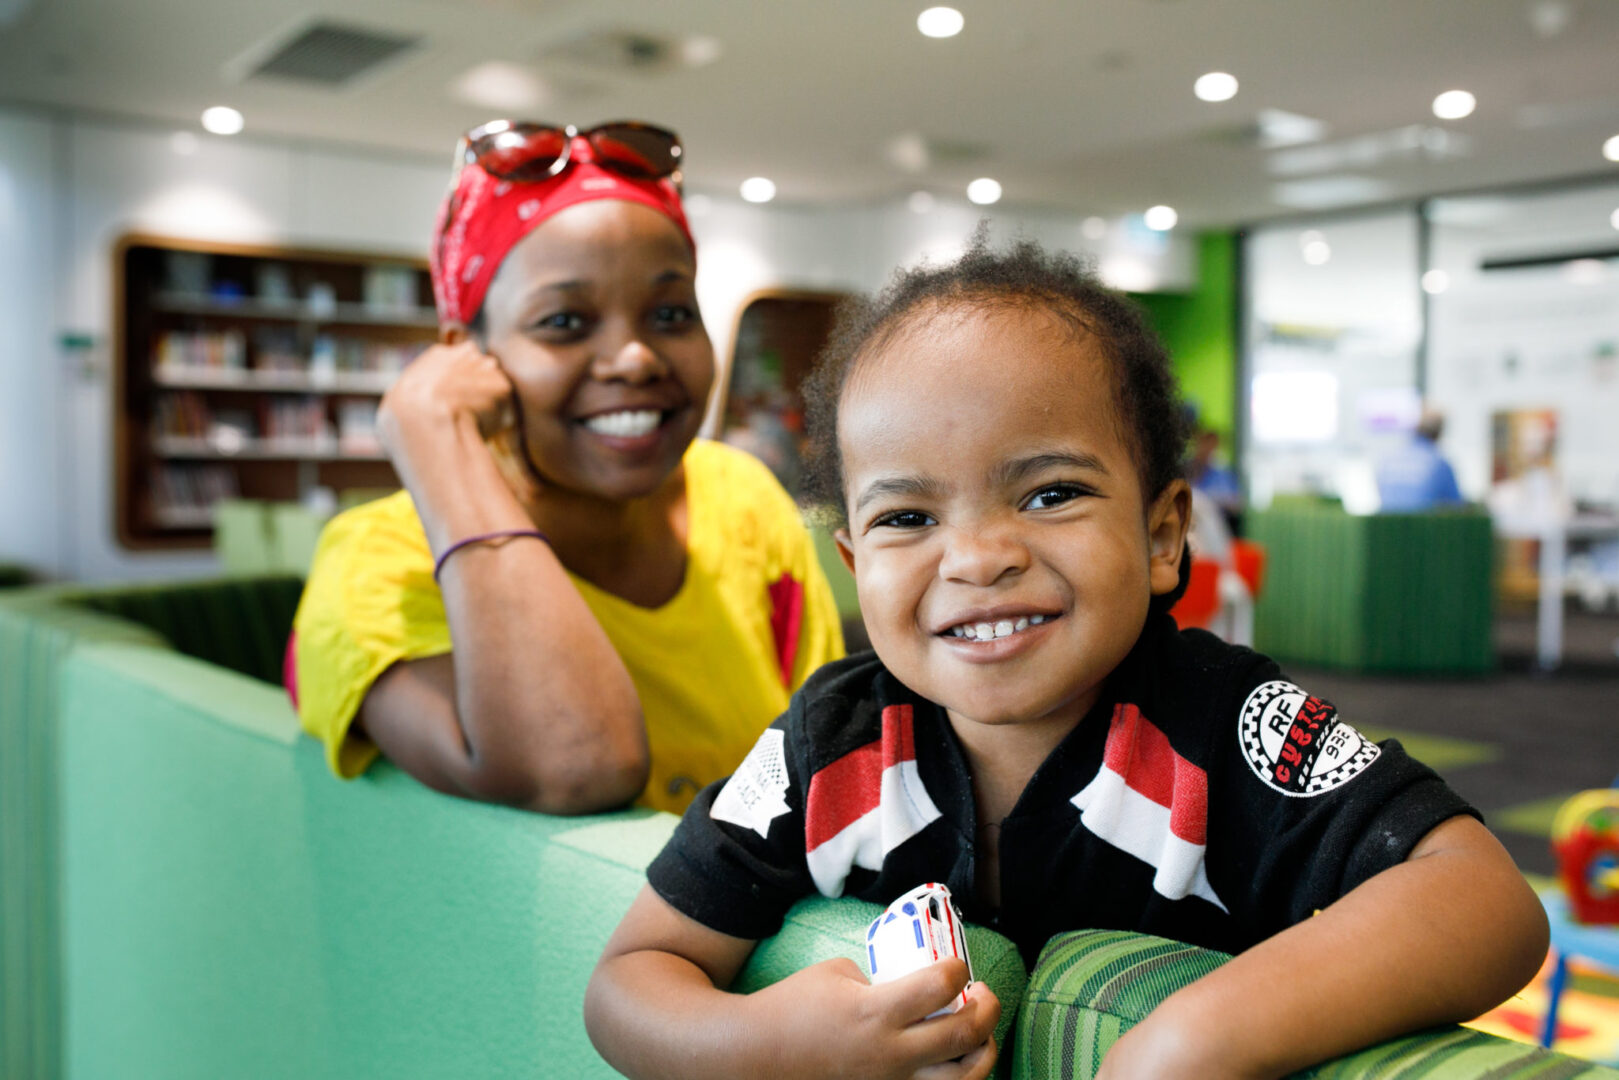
top-left (1242, 211), bottom-right (1423, 511)
top-left (1426, 182), bottom-right (1619, 506)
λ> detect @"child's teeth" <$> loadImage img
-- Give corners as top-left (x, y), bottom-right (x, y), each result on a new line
top-left (974, 622), bottom-right (993, 640)
top-left (1015, 617), bottom-right (1029, 631)
top-left (584, 409), bottom-right (661, 437)
top-left (1029, 614), bottom-right (1046, 625)
top-left (994, 620), bottom-right (1014, 639)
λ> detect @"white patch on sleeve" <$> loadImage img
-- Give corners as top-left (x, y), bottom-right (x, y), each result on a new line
top-left (709, 729), bottom-right (791, 838)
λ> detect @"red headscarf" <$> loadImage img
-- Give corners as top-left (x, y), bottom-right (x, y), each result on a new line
top-left (430, 132), bottom-right (695, 326)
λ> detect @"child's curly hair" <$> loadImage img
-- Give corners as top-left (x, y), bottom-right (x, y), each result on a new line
top-left (801, 226), bottom-right (1191, 528)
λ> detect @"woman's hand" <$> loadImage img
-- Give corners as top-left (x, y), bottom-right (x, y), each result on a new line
top-left (378, 341), bottom-right (540, 508)
top-left (379, 340), bottom-right (514, 447)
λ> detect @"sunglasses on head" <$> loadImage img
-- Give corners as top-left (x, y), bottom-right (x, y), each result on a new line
top-left (436, 120), bottom-right (685, 306)
top-left (454, 120), bottom-right (683, 187)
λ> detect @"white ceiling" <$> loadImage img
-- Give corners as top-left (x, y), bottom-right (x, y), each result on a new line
top-left (2, 0), bottom-right (1618, 226)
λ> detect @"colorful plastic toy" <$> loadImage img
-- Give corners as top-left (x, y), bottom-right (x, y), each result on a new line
top-left (1551, 788), bottom-right (1619, 925)
top-left (864, 883), bottom-right (973, 1015)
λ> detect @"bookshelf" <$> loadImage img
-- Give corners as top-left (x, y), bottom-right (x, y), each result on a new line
top-left (114, 234), bottom-right (438, 549)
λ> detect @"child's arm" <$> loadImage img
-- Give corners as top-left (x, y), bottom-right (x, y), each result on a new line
top-left (1096, 814), bottom-right (1548, 1080)
top-left (585, 885), bottom-right (1002, 1080)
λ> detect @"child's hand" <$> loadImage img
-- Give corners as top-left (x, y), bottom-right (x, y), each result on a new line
top-left (748, 956), bottom-right (999, 1080)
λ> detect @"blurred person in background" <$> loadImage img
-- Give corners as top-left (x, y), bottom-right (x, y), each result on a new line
top-left (1377, 407), bottom-right (1464, 513)
top-left (1190, 426), bottom-right (1243, 533)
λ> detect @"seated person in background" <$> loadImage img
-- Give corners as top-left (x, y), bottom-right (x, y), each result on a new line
top-left (585, 235), bottom-right (1546, 1079)
top-left (1376, 406), bottom-right (1464, 512)
top-left (1189, 426), bottom-right (1242, 533)
top-left (289, 121), bottom-right (842, 815)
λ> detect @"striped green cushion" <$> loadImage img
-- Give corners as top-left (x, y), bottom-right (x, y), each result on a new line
top-left (1014, 930), bottom-right (1619, 1080)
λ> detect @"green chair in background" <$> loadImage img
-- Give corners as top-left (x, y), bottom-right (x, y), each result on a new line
top-left (1249, 501), bottom-right (1494, 674)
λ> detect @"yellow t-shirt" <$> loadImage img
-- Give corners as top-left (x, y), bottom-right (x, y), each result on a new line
top-left (290, 439), bottom-right (844, 813)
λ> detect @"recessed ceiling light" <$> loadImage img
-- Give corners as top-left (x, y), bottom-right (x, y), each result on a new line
top-left (739, 177), bottom-right (776, 203)
top-left (1527, 0), bottom-right (1572, 38)
top-left (1301, 232), bottom-right (1331, 265)
top-left (1143, 205), bottom-right (1178, 231)
top-left (201, 106), bottom-right (244, 136)
top-left (681, 35), bottom-right (724, 67)
top-left (917, 6), bottom-right (964, 38)
top-left (908, 191), bottom-right (937, 214)
top-left (1194, 72), bottom-right (1238, 103)
top-left (1081, 216), bottom-right (1108, 240)
top-left (1604, 134), bottom-right (1619, 162)
top-left (966, 177), bottom-right (1001, 205)
top-left (452, 61), bottom-right (547, 112)
top-left (1421, 269), bottom-right (1450, 294)
top-left (1610, 207), bottom-right (1619, 231)
top-left (1563, 258), bottom-right (1606, 285)
top-left (1432, 90), bottom-right (1476, 120)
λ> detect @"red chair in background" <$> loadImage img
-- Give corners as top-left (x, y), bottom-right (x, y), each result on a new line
top-left (1172, 540), bottom-right (1267, 643)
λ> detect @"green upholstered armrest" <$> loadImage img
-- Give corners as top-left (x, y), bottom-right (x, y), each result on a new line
top-left (1014, 930), bottom-right (1618, 1080)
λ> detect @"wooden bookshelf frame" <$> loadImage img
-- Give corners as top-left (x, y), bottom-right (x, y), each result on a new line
top-left (112, 232), bottom-right (437, 550)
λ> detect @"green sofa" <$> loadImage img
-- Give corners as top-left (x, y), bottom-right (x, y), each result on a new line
top-left (2, 579), bottom-right (1611, 1079)
top-left (1250, 501), bottom-right (1495, 674)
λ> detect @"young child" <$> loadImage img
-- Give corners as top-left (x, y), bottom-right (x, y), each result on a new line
top-left (584, 235), bottom-right (1548, 1079)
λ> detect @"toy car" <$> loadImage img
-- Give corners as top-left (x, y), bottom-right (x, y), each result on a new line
top-left (864, 883), bottom-right (973, 1015)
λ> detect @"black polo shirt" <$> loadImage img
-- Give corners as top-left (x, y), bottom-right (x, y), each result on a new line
top-left (647, 613), bottom-right (1476, 966)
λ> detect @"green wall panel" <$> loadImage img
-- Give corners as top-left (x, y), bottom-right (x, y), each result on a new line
top-left (1132, 232), bottom-right (1237, 443)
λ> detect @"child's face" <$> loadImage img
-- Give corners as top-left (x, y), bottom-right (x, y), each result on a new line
top-left (836, 303), bottom-right (1188, 735)
top-left (480, 199), bottom-right (714, 501)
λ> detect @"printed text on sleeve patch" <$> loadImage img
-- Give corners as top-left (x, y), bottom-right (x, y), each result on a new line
top-left (1239, 681), bottom-right (1380, 797)
top-left (710, 729), bottom-right (792, 837)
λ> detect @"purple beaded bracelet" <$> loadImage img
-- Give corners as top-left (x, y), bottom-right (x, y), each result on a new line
top-left (432, 529), bottom-right (550, 583)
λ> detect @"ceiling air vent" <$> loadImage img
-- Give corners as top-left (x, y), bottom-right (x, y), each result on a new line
top-left (539, 29), bottom-right (681, 73)
top-left (241, 21), bottom-right (420, 87)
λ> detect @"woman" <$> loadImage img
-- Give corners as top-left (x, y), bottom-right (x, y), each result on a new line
top-left (289, 121), bottom-right (843, 814)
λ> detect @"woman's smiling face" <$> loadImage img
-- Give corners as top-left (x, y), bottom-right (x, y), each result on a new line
top-left (836, 302), bottom-right (1189, 736)
top-left (478, 198), bottom-right (714, 501)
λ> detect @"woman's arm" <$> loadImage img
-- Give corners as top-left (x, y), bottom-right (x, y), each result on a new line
top-left (1097, 814), bottom-right (1549, 1080)
top-left (363, 342), bottom-right (647, 813)
top-left (585, 885), bottom-right (1001, 1080)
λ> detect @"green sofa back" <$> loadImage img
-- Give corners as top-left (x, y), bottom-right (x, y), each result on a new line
top-left (55, 642), bottom-right (1025, 1078)
top-left (1249, 503), bottom-right (1494, 674)
top-left (0, 581), bottom-right (1025, 1078)
top-left (1, 586), bottom-right (184, 1080)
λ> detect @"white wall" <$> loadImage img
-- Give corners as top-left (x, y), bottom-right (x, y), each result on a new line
top-left (0, 110), bottom-right (62, 575)
top-left (0, 104), bottom-right (1196, 583)
top-left (1427, 184), bottom-right (1619, 504)
top-left (2, 108), bottom-right (448, 582)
